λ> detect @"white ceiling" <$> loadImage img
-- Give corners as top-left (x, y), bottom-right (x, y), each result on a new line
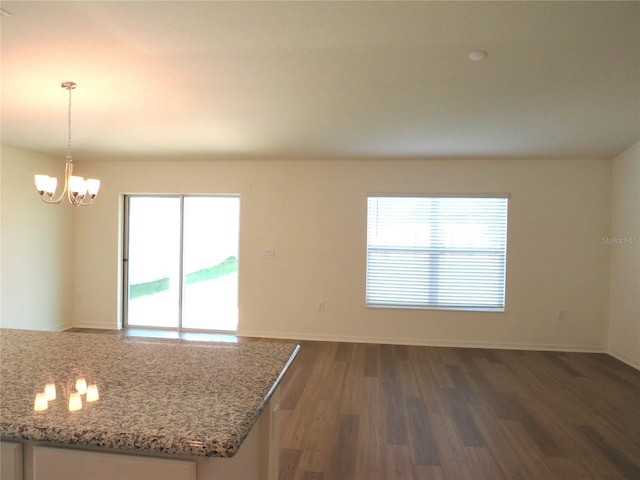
top-left (1, 1), bottom-right (639, 161)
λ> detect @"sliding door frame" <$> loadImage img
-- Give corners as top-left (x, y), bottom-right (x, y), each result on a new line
top-left (122, 194), bottom-right (239, 333)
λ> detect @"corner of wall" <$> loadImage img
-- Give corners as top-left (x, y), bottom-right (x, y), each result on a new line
top-left (607, 141), bottom-right (640, 369)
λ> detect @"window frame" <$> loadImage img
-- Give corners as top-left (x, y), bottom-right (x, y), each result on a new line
top-left (366, 193), bottom-right (509, 312)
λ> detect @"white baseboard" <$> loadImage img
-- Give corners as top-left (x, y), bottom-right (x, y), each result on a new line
top-left (607, 349), bottom-right (640, 370)
top-left (0, 321), bottom-right (73, 332)
top-left (71, 321), bottom-right (121, 330)
top-left (36, 321), bottom-right (73, 332)
top-left (56, 322), bottom-right (74, 332)
top-left (62, 324), bottom-right (614, 357)
top-left (237, 329), bottom-right (605, 353)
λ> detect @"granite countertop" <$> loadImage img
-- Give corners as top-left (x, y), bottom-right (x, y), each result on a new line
top-left (0, 329), bottom-right (299, 458)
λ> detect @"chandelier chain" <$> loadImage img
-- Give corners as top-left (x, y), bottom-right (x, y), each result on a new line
top-left (67, 85), bottom-right (72, 160)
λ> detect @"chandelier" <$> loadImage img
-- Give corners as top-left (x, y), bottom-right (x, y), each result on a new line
top-left (35, 82), bottom-right (100, 206)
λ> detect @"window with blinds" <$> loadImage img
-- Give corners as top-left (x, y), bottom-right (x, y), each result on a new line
top-left (366, 195), bottom-right (508, 311)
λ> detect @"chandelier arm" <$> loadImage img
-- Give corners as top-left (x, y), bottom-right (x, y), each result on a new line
top-left (40, 160), bottom-right (71, 204)
top-left (66, 159), bottom-right (78, 205)
top-left (70, 192), bottom-right (93, 206)
top-left (40, 195), bottom-right (65, 205)
top-left (69, 167), bottom-right (93, 206)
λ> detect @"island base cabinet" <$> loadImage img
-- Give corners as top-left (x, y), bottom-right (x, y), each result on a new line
top-left (1, 441), bottom-right (23, 480)
top-left (32, 447), bottom-right (197, 480)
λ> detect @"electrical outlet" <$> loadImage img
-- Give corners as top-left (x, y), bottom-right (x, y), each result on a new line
top-left (261, 247), bottom-right (275, 258)
top-left (556, 310), bottom-right (567, 321)
top-left (317, 301), bottom-right (325, 312)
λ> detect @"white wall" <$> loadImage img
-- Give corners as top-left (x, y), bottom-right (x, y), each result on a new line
top-left (0, 146), bottom-right (73, 331)
top-left (72, 157), bottom-right (611, 351)
top-left (608, 142), bottom-right (640, 368)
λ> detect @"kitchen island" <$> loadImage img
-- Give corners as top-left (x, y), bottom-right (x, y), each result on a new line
top-left (0, 329), bottom-right (299, 480)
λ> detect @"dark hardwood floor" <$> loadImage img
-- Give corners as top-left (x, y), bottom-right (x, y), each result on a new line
top-left (68, 329), bottom-right (640, 479)
top-left (277, 341), bottom-right (639, 480)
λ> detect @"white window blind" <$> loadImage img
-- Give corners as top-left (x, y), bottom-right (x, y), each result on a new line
top-left (366, 195), bottom-right (508, 311)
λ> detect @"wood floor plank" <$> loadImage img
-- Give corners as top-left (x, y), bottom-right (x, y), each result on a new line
top-left (280, 342), bottom-right (338, 449)
top-left (461, 445), bottom-right (505, 480)
top-left (421, 347), bottom-right (456, 389)
top-left (425, 414), bottom-right (476, 480)
top-left (444, 363), bottom-right (482, 407)
top-left (409, 347), bottom-right (451, 416)
top-left (596, 355), bottom-right (640, 389)
top-left (512, 352), bottom-right (640, 457)
top-left (498, 419), bottom-right (559, 479)
top-left (333, 342), bottom-right (351, 362)
top-left (575, 424), bottom-right (640, 480)
top-left (354, 377), bottom-right (386, 480)
top-left (410, 465), bottom-right (444, 480)
top-left (452, 351), bottom-right (520, 421)
top-left (445, 386), bottom-right (487, 448)
top-left (403, 396), bottom-right (440, 466)
top-left (541, 456), bottom-right (599, 480)
top-left (472, 404), bottom-right (533, 480)
top-left (503, 391), bottom-right (564, 458)
top-left (363, 344), bottom-right (380, 378)
top-left (338, 343), bottom-right (365, 416)
top-left (280, 341), bottom-right (321, 410)
top-left (379, 344), bottom-right (409, 445)
top-left (297, 472), bottom-right (323, 480)
top-left (322, 359), bottom-right (349, 402)
top-left (498, 354), bottom-right (636, 468)
top-left (294, 399), bottom-right (340, 473)
top-left (590, 363), bottom-right (640, 398)
top-left (396, 349), bottom-right (422, 398)
top-left (325, 414), bottom-right (359, 480)
top-left (279, 448), bottom-right (302, 480)
top-left (384, 445), bottom-right (415, 480)
top-left (546, 351), bottom-right (587, 377)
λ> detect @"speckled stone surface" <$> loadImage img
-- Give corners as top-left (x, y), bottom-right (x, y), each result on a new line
top-left (0, 329), bottom-right (299, 457)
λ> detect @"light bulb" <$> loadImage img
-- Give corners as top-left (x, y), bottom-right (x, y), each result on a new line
top-left (35, 175), bottom-right (49, 192)
top-left (68, 392), bottom-right (82, 412)
top-left (34, 392), bottom-right (48, 411)
top-left (46, 177), bottom-right (58, 194)
top-left (76, 377), bottom-right (87, 395)
top-left (86, 179), bottom-right (100, 197)
top-left (35, 175), bottom-right (57, 195)
top-left (86, 384), bottom-right (99, 402)
top-left (45, 382), bottom-right (56, 401)
top-left (69, 176), bottom-right (87, 197)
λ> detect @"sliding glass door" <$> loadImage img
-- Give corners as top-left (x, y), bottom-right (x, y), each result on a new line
top-left (124, 195), bottom-right (240, 331)
top-left (125, 197), bottom-right (181, 328)
top-left (181, 196), bottom-right (239, 330)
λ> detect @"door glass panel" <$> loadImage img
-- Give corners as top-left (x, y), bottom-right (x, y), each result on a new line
top-left (182, 197), bottom-right (240, 331)
top-left (126, 197), bottom-right (181, 328)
